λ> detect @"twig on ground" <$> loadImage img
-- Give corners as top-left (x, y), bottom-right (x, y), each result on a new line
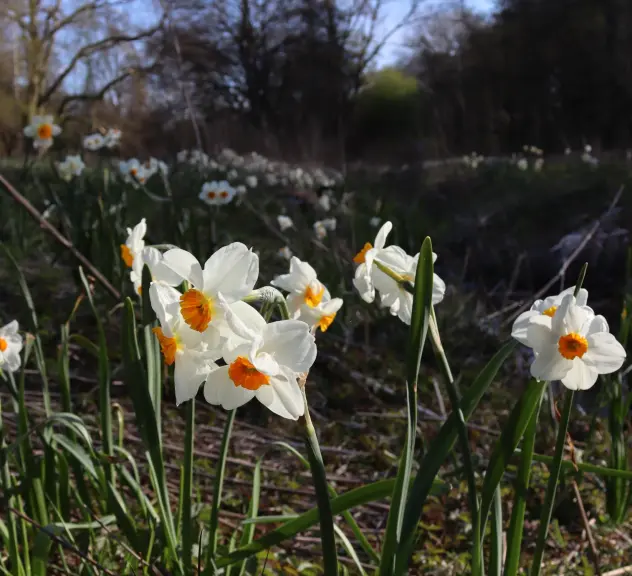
top-left (9, 507), bottom-right (118, 576)
top-left (571, 479), bottom-right (602, 575)
top-left (0, 172), bottom-right (121, 301)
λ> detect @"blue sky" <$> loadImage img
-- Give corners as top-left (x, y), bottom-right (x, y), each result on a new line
top-left (376, 0), bottom-right (496, 66)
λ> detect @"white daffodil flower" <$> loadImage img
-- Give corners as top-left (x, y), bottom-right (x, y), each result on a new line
top-left (24, 115), bottom-right (61, 149)
top-left (313, 221), bottom-right (327, 240)
top-left (525, 294), bottom-right (626, 390)
top-left (0, 321), bottom-right (23, 373)
top-left (370, 246), bottom-right (446, 325)
top-left (272, 257), bottom-right (342, 331)
top-left (130, 247), bottom-right (184, 296)
top-left (271, 257), bottom-right (329, 313)
top-left (511, 286), bottom-right (591, 346)
top-left (277, 215), bottom-right (294, 231)
top-left (203, 297), bottom-right (316, 420)
top-left (56, 155), bottom-right (85, 181)
top-left (119, 159), bottom-right (147, 187)
top-left (278, 246), bottom-right (293, 260)
top-left (84, 133), bottom-right (105, 151)
top-left (161, 243), bottom-right (259, 334)
top-left (352, 221), bottom-right (393, 303)
top-left (120, 219), bottom-right (147, 269)
top-left (103, 128), bottom-right (121, 148)
top-left (150, 284), bottom-right (221, 405)
top-left (199, 181), bottom-right (236, 206)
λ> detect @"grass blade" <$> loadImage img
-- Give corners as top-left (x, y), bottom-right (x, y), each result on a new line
top-left (181, 400), bottom-right (196, 574)
top-left (216, 478), bottom-right (419, 568)
top-left (78, 267), bottom-right (113, 486)
top-left (503, 390), bottom-right (544, 576)
top-left (380, 236), bottom-right (434, 576)
top-left (395, 340), bottom-right (518, 571)
top-left (478, 380), bottom-right (547, 548)
top-left (427, 308), bottom-right (481, 575)
top-left (303, 398), bottom-right (339, 574)
top-left (204, 409), bottom-right (236, 574)
top-left (529, 389), bottom-right (574, 576)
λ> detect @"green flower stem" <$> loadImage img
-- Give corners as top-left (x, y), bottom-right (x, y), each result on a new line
top-left (302, 386), bottom-right (339, 575)
top-left (529, 389), bottom-right (574, 576)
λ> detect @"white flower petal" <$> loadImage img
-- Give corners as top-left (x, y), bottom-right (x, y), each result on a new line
top-left (530, 347), bottom-right (572, 382)
top-left (162, 248), bottom-right (204, 288)
top-left (584, 332), bottom-right (626, 374)
top-left (0, 320), bottom-right (19, 336)
top-left (511, 310), bottom-right (539, 346)
top-left (256, 374), bottom-right (304, 420)
top-left (261, 320), bottom-right (317, 373)
top-left (203, 243), bottom-right (259, 301)
top-left (149, 283), bottom-right (181, 333)
top-left (374, 221), bottom-right (392, 250)
top-left (216, 294), bottom-right (261, 341)
top-left (174, 352), bottom-right (212, 405)
top-left (561, 359), bottom-right (599, 391)
top-left (432, 273), bottom-right (446, 305)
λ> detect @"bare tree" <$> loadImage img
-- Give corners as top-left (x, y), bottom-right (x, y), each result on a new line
top-left (0, 0), bottom-right (164, 120)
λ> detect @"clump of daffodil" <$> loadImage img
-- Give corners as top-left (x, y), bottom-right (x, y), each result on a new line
top-left (199, 181), bottom-right (236, 206)
top-left (24, 115), bottom-right (61, 150)
top-left (352, 221), bottom-right (446, 325)
top-left (515, 292), bottom-right (625, 390)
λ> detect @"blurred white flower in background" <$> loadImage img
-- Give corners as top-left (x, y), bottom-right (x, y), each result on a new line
top-left (277, 215), bottom-right (294, 231)
top-left (278, 246), bottom-right (293, 260)
top-left (370, 216), bottom-right (381, 227)
top-left (533, 158), bottom-right (544, 172)
top-left (245, 175), bottom-right (258, 188)
top-left (84, 133), bottom-right (105, 151)
top-left (517, 158), bottom-right (528, 171)
top-left (313, 221), bottom-right (327, 240)
top-left (56, 155), bottom-right (85, 181)
top-left (104, 128), bottom-right (121, 148)
top-left (199, 181), bottom-right (236, 206)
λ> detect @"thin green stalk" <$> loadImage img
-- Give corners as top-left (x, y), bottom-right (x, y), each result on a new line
top-left (303, 390), bottom-right (339, 575)
top-left (489, 487), bottom-right (503, 576)
top-left (204, 409), bottom-right (236, 574)
top-left (182, 400), bottom-right (196, 574)
top-left (504, 393), bottom-right (544, 575)
top-left (529, 390), bottom-right (574, 576)
top-left (428, 310), bottom-right (480, 574)
top-left (380, 237), bottom-right (434, 576)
